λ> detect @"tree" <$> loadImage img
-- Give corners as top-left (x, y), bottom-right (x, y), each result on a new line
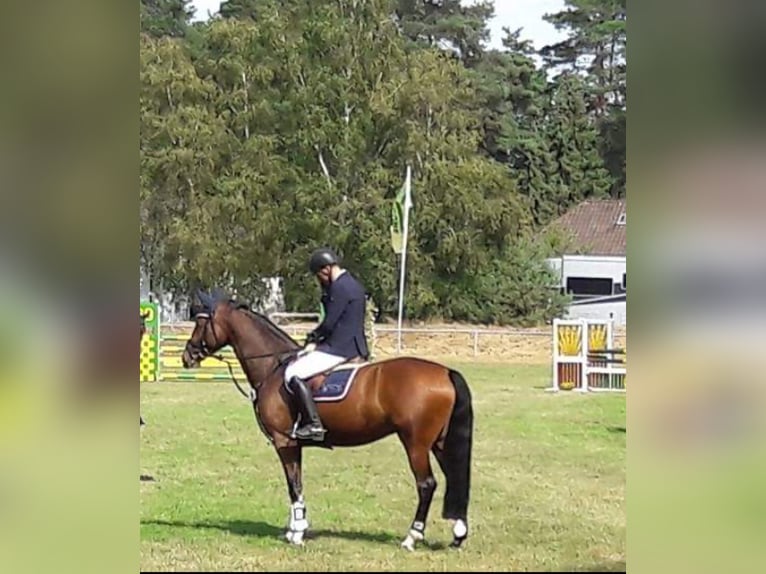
top-left (540, 0), bottom-right (626, 197)
top-left (540, 0), bottom-right (626, 113)
top-left (139, 0), bottom-right (580, 325)
top-left (471, 28), bottom-right (546, 163)
top-left (539, 73), bottom-right (612, 222)
top-left (140, 33), bottom-right (223, 294)
top-left (140, 0), bottom-right (195, 38)
top-left (219, 0), bottom-right (264, 21)
top-left (393, 0), bottom-right (494, 65)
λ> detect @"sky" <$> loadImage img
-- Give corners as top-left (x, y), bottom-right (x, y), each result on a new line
top-left (188, 0), bottom-right (567, 51)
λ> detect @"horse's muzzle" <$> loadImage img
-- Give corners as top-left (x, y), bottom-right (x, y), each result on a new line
top-left (182, 345), bottom-right (202, 369)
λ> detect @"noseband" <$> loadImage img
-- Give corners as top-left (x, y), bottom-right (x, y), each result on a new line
top-left (184, 312), bottom-right (220, 363)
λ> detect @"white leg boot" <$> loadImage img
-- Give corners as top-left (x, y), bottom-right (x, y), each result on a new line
top-left (286, 497), bottom-right (309, 545)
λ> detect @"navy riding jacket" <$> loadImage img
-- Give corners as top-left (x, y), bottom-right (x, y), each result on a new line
top-left (313, 271), bottom-right (369, 360)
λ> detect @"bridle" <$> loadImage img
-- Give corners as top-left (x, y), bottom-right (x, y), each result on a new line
top-left (184, 312), bottom-right (219, 364)
top-left (184, 309), bottom-right (301, 400)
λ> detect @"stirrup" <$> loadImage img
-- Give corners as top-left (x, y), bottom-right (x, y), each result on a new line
top-left (292, 423), bottom-right (326, 441)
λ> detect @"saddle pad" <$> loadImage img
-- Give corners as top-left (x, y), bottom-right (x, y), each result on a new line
top-left (312, 364), bottom-right (364, 402)
top-left (330, 361), bottom-right (369, 371)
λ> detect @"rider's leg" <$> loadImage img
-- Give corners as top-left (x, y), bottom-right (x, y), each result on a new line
top-left (284, 351), bottom-right (346, 441)
top-left (289, 376), bottom-right (325, 440)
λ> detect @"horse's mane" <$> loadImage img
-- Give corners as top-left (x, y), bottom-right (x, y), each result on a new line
top-left (235, 304), bottom-right (300, 349)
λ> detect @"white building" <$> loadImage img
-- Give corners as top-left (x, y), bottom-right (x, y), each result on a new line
top-left (545, 199), bottom-right (626, 325)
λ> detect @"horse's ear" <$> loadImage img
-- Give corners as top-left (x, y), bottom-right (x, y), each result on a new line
top-left (211, 288), bottom-right (229, 303)
top-left (196, 289), bottom-right (214, 311)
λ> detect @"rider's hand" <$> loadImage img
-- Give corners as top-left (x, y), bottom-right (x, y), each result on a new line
top-left (305, 330), bottom-right (320, 345)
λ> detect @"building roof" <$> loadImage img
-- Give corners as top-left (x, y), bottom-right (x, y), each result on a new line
top-left (547, 199), bottom-right (626, 256)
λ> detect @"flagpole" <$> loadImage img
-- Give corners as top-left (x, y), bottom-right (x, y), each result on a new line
top-left (396, 165), bottom-right (412, 354)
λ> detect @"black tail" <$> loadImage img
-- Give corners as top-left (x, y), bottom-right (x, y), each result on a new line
top-left (438, 369), bottom-right (474, 521)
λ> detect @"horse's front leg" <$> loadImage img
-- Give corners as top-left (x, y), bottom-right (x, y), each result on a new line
top-left (276, 443), bottom-right (308, 545)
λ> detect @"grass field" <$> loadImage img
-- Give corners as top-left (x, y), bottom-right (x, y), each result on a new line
top-left (140, 362), bottom-right (626, 572)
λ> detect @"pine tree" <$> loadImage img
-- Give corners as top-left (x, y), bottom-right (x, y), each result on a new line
top-left (540, 0), bottom-right (626, 196)
top-left (393, 0), bottom-right (494, 65)
top-left (540, 0), bottom-right (626, 114)
top-left (540, 73), bottom-right (612, 222)
top-left (219, 0), bottom-right (262, 21)
top-left (140, 0), bottom-right (195, 38)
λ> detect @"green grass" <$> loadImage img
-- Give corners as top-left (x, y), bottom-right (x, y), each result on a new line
top-left (140, 362), bottom-right (625, 572)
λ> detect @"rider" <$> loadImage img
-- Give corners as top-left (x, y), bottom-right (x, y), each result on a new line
top-left (284, 247), bottom-right (370, 441)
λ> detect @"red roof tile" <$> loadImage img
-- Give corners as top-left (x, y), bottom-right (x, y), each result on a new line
top-left (547, 199), bottom-right (626, 256)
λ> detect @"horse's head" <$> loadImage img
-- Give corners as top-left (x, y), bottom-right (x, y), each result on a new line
top-left (182, 289), bottom-right (234, 368)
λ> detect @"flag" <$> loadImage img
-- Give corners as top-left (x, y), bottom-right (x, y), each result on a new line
top-left (393, 165), bottom-right (413, 354)
top-left (390, 168), bottom-right (412, 254)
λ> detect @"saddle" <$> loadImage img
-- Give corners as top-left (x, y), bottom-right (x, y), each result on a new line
top-left (307, 356), bottom-right (367, 392)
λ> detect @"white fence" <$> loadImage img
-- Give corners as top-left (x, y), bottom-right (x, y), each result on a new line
top-left (161, 318), bottom-right (625, 366)
top-left (263, 322), bottom-right (556, 361)
top-left (372, 326), bottom-right (550, 357)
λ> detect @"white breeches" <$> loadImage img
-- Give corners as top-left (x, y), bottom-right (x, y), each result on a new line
top-left (284, 349), bottom-right (346, 381)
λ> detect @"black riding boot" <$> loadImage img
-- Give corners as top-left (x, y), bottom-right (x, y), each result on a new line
top-left (289, 377), bottom-right (326, 441)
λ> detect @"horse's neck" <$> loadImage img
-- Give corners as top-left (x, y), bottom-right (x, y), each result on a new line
top-left (226, 312), bottom-right (297, 386)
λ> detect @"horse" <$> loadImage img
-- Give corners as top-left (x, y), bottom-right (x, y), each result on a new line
top-left (181, 290), bottom-right (474, 550)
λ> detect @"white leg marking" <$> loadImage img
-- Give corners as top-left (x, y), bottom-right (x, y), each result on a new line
top-left (453, 519), bottom-right (467, 539)
top-left (290, 529), bottom-right (305, 545)
top-left (400, 524), bottom-right (424, 551)
top-left (286, 497), bottom-right (309, 545)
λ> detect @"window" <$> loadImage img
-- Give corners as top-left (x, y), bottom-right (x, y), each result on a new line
top-left (613, 273), bottom-right (626, 294)
top-left (566, 277), bottom-right (614, 298)
top-left (616, 212), bottom-right (626, 225)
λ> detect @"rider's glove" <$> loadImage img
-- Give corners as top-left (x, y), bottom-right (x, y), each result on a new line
top-left (305, 330), bottom-right (320, 345)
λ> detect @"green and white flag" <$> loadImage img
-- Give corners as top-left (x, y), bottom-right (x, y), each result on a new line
top-left (390, 167), bottom-right (412, 255)
top-left (391, 166), bottom-right (412, 354)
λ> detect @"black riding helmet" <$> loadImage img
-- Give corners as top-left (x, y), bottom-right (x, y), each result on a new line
top-left (309, 248), bottom-right (339, 274)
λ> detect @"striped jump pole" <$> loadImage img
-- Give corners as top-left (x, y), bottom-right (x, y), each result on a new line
top-left (158, 333), bottom-right (247, 382)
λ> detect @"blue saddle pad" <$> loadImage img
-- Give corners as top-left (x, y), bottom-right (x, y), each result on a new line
top-left (312, 366), bottom-right (362, 402)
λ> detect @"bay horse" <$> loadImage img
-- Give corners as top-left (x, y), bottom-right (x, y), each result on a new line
top-left (181, 291), bottom-right (474, 550)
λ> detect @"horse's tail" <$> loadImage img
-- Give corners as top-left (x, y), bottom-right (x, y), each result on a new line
top-left (441, 369), bottom-right (474, 523)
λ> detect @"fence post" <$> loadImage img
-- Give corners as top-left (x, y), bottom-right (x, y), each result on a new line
top-left (473, 330), bottom-right (479, 357)
top-left (140, 301), bottom-right (159, 382)
top-left (366, 299), bottom-right (377, 360)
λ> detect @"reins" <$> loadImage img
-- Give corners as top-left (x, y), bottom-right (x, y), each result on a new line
top-left (207, 348), bottom-right (300, 400)
top-left (188, 304), bottom-right (305, 443)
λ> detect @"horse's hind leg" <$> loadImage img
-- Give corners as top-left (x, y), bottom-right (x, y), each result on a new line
top-left (431, 444), bottom-right (468, 547)
top-left (399, 436), bottom-right (437, 551)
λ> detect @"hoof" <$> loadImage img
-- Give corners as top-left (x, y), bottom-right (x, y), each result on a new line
top-left (286, 529), bottom-right (305, 545)
top-left (450, 519), bottom-right (467, 549)
top-left (400, 528), bottom-right (423, 552)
